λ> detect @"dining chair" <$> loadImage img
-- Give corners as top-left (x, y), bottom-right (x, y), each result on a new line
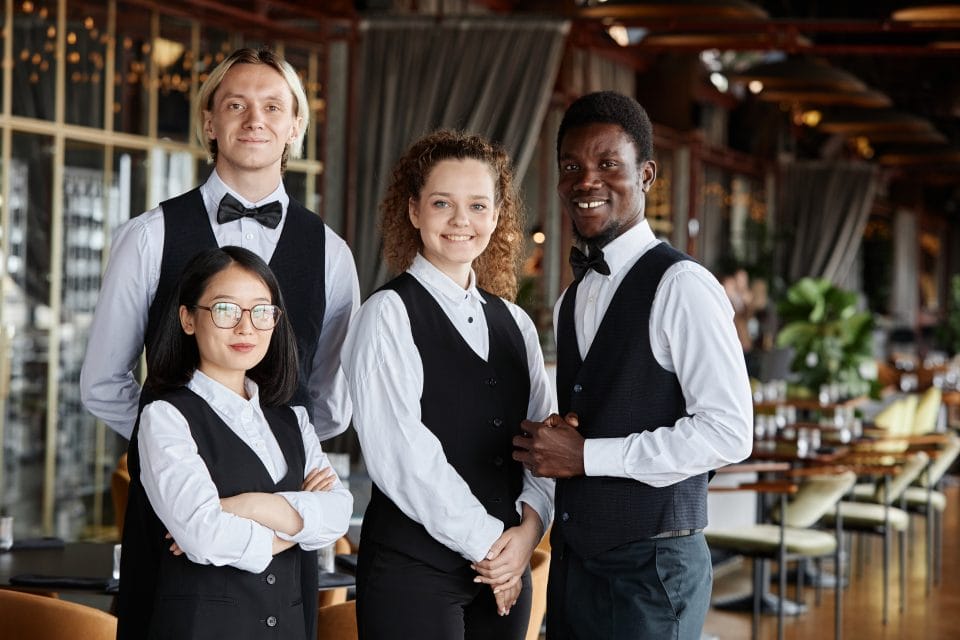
top-left (706, 469), bottom-right (856, 640)
top-left (111, 453), bottom-right (130, 538)
top-left (0, 588), bottom-right (117, 639)
top-left (316, 599), bottom-right (357, 640)
top-left (821, 450), bottom-right (929, 624)
top-left (525, 548), bottom-right (550, 640)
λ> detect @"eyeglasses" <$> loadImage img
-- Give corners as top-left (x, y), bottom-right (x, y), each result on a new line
top-left (193, 302), bottom-right (282, 330)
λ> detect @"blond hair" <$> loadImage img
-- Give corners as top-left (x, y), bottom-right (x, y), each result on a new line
top-left (196, 48), bottom-right (309, 172)
top-left (380, 130), bottom-right (524, 301)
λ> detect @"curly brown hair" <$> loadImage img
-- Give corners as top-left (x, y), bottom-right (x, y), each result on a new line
top-left (379, 130), bottom-right (524, 301)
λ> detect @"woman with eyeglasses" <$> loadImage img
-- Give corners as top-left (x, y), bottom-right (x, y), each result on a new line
top-left (119, 245), bottom-right (352, 639)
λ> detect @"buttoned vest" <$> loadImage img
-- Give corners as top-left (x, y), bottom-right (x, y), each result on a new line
top-left (554, 242), bottom-right (708, 558)
top-left (360, 273), bottom-right (530, 571)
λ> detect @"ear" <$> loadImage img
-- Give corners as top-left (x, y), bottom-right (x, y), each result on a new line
top-left (408, 197), bottom-right (421, 229)
top-left (179, 305), bottom-right (196, 335)
top-left (288, 115), bottom-right (302, 144)
top-left (640, 160), bottom-right (657, 193)
top-left (202, 110), bottom-right (215, 141)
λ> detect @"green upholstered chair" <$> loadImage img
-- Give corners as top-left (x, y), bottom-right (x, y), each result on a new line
top-left (707, 470), bottom-right (857, 640)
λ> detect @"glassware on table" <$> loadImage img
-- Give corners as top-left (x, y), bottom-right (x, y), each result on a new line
top-left (113, 543), bottom-right (122, 580)
top-left (0, 516), bottom-right (13, 551)
top-left (318, 542), bottom-right (336, 574)
top-left (796, 428), bottom-right (812, 458)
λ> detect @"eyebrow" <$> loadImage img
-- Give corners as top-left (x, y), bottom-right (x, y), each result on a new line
top-left (218, 92), bottom-right (289, 104)
top-left (427, 191), bottom-right (491, 200)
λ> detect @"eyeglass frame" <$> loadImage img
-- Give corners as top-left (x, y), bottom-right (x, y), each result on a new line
top-left (192, 302), bottom-right (282, 331)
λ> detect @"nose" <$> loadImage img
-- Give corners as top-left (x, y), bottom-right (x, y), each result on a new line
top-left (234, 309), bottom-right (256, 333)
top-left (242, 107), bottom-right (264, 129)
top-left (449, 205), bottom-right (469, 227)
top-left (573, 169), bottom-right (601, 191)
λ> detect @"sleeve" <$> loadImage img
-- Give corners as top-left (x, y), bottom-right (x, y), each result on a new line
top-left (306, 228), bottom-right (360, 442)
top-left (138, 401), bottom-right (275, 573)
top-left (505, 302), bottom-right (556, 533)
top-left (80, 213), bottom-right (160, 439)
top-left (582, 263), bottom-right (754, 485)
top-left (275, 406), bottom-right (354, 549)
top-left (341, 291), bottom-right (505, 563)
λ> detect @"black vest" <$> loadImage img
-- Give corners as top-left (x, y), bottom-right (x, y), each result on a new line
top-left (360, 273), bottom-right (530, 571)
top-left (145, 187), bottom-right (327, 411)
top-left (119, 389), bottom-right (314, 640)
top-left (554, 242), bottom-right (708, 558)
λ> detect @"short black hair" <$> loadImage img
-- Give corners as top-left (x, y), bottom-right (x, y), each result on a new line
top-left (145, 246), bottom-right (298, 407)
top-left (556, 91), bottom-right (654, 162)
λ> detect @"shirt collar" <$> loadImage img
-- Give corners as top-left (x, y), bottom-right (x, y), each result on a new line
top-left (597, 218), bottom-right (659, 278)
top-left (409, 253), bottom-right (485, 305)
top-left (200, 169), bottom-right (289, 220)
top-left (187, 369), bottom-right (265, 421)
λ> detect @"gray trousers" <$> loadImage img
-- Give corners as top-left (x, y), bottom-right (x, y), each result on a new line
top-left (546, 532), bottom-right (713, 640)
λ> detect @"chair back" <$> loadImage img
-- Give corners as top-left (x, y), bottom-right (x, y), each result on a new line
top-left (525, 549), bottom-right (551, 640)
top-left (111, 453), bottom-right (130, 537)
top-left (912, 386), bottom-right (942, 435)
top-left (316, 599), bottom-right (357, 640)
top-left (0, 588), bottom-right (117, 639)
top-left (781, 471), bottom-right (857, 528)
top-left (874, 395), bottom-right (918, 436)
top-left (919, 433), bottom-right (960, 488)
top-left (874, 451), bottom-right (930, 504)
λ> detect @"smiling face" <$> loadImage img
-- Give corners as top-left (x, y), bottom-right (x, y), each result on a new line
top-left (203, 63), bottom-right (301, 187)
top-left (179, 264), bottom-right (274, 395)
top-left (557, 122), bottom-right (656, 247)
top-left (408, 158), bottom-right (500, 288)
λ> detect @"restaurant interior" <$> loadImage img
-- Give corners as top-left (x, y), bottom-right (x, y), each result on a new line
top-left (1, 0), bottom-right (959, 638)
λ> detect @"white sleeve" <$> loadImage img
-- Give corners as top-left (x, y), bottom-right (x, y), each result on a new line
top-left (582, 263), bottom-right (753, 485)
top-left (138, 401), bottom-right (275, 573)
top-left (342, 291), bottom-right (504, 563)
top-left (275, 406), bottom-right (354, 549)
top-left (306, 228), bottom-right (360, 442)
top-left (80, 213), bottom-right (161, 439)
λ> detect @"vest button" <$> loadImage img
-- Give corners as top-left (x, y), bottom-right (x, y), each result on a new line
top-left (266, 615), bottom-right (278, 627)
top-left (486, 377), bottom-right (498, 387)
top-left (573, 384), bottom-right (583, 393)
top-left (265, 573), bottom-right (276, 585)
top-left (493, 456), bottom-right (504, 466)
top-left (491, 417), bottom-right (503, 428)
top-left (562, 512), bottom-right (570, 522)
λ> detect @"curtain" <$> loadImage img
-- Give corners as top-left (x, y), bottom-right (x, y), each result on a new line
top-left (349, 17), bottom-right (569, 294)
top-left (776, 161), bottom-right (879, 285)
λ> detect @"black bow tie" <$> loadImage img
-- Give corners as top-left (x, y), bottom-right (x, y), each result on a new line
top-left (216, 193), bottom-right (282, 229)
top-left (569, 245), bottom-right (611, 281)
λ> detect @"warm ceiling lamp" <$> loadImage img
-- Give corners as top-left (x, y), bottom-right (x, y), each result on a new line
top-left (891, 5), bottom-right (960, 26)
top-left (576, 0), bottom-right (768, 20)
top-left (641, 32), bottom-right (809, 49)
top-left (817, 109), bottom-right (935, 135)
top-left (877, 149), bottom-right (960, 167)
top-left (731, 57), bottom-right (866, 92)
top-left (758, 88), bottom-right (891, 108)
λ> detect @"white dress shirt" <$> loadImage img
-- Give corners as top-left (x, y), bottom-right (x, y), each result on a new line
top-left (138, 370), bottom-right (353, 574)
top-left (554, 219), bottom-right (753, 487)
top-left (80, 170), bottom-right (360, 440)
top-left (342, 254), bottom-right (556, 564)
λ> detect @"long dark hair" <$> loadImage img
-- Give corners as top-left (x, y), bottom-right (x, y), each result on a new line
top-left (145, 246), bottom-right (298, 406)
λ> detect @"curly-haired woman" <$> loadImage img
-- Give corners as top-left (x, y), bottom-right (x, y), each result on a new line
top-left (342, 130), bottom-right (554, 640)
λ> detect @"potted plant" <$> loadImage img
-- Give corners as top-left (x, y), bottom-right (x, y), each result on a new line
top-left (775, 277), bottom-right (875, 397)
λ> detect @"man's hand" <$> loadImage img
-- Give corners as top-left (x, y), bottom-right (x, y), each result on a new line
top-left (512, 413), bottom-right (585, 478)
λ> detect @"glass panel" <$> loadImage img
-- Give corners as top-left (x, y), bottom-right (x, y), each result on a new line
top-left (157, 15), bottom-right (192, 143)
top-left (114, 148), bottom-right (149, 221)
top-left (197, 25), bottom-right (232, 90)
top-left (0, 2), bottom-right (6, 111)
top-left (114, 2), bottom-right (151, 135)
top-left (648, 151), bottom-right (673, 239)
top-left (65, 1), bottom-right (108, 128)
top-left (58, 142), bottom-right (106, 538)
top-left (4, 132), bottom-right (54, 537)
top-left (13, 0), bottom-right (58, 120)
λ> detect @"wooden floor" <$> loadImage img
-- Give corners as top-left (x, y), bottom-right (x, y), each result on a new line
top-left (703, 479), bottom-right (960, 640)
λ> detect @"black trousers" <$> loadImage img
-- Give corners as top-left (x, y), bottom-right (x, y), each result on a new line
top-left (356, 540), bottom-right (533, 640)
top-left (546, 532), bottom-right (713, 640)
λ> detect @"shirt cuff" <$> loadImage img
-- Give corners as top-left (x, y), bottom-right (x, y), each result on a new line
top-left (233, 521), bottom-right (275, 573)
top-left (583, 438), bottom-right (627, 478)
top-left (462, 515), bottom-right (505, 563)
top-left (274, 492), bottom-right (312, 544)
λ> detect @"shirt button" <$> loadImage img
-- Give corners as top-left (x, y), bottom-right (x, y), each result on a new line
top-left (266, 615), bottom-right (277, 627)
top-left (491, 417), bottom-right (503, 428)
top-left (265, 573), bottom-right (276, 585)
top-left (245, 233), bottom-right (254, 240)
top-left (562, 512), bottom-right (570, 522)
top-left (486, 377), bottom-right (497, 387)
top-left (573, 384), bottom-right (583, 393)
